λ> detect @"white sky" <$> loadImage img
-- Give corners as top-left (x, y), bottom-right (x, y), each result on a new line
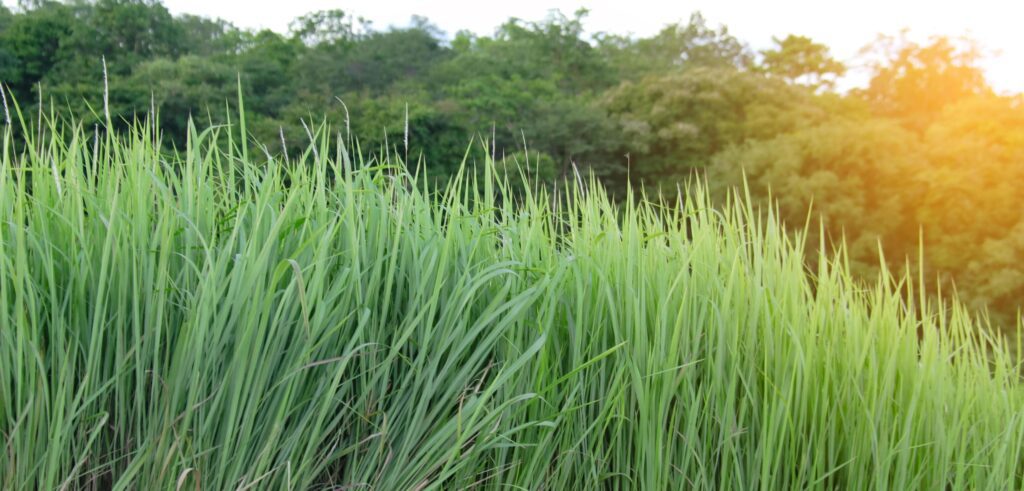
top-left (6, 0), bottom-right (1023, 92)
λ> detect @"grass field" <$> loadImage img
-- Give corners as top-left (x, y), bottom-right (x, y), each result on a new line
top-left (1, 114), bottom-right (1022, 490)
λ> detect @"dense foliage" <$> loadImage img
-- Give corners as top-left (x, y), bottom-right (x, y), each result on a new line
top-left (1, 115), bottom-right (1022, 489)
top-left (1, 1), bottom-right (1023, 326)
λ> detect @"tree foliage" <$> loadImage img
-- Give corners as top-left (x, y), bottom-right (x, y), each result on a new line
top-left (760, 34), bottom-right (845, 88)
top-left (858, 34), bottom-right (990, 129)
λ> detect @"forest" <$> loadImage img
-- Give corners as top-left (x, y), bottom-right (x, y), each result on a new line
top-left (2, 0), bottom-right (1023, 327)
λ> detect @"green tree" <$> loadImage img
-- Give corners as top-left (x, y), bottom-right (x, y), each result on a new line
top-left (176, 14), bottom-right (244, 56)
top-left (602, 67), bottom-right (824, 185)
top-left (49, 0), bottom-right (182, 80)
top-left (1, 1), bottom-right (77, 99)
top-left (0, 5), bottom-right (16, 85)
top-left (493, 9), bottom-right (612, 92)
top-left (859, 34), bottom-right (990, 129)
top-left (332, 19), bottom-right (449, 93)
top-left (234, 30), bottom-right (302, 116)
top-left (122, 55), bottom-right (236, 140)
top-left (430, 9), bottom-right (619, 182)
top-left (88, 0), bottom-right (181, 61)
top-left (289, 9), bottom-right (365, 46)
top-left (599, 12), bottom-right (751, 80)
top-left (760, 34), bottom-right (845, 89)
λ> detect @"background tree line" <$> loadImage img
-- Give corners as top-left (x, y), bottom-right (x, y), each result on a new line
top-left (2, 0), bottom-right (1023, 328)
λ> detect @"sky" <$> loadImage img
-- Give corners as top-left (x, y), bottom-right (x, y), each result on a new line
top-left (7, 0), bottom-right (1024, 92)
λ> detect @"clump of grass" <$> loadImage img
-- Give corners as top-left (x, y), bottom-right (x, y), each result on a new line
top-left (0, 111), bottom-right (1022, 490)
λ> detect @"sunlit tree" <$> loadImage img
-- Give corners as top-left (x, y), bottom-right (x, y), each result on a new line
top-left (859, 33), bottom-right (990, 129)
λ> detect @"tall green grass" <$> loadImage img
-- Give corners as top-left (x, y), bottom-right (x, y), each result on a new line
top-left (1, 112), bottom-right (1022, 490)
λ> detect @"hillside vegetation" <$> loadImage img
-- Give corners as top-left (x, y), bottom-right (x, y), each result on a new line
top-left (1, 116), bottom-right (1021, 489)
top-left (3, 3), bottom-right (1023, 325)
